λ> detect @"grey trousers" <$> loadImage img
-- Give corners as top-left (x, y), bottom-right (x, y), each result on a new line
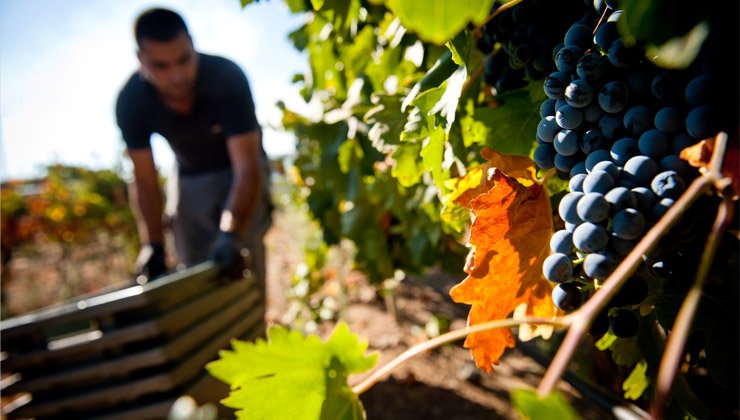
top-left (165, 166), bottom-right (272, 298)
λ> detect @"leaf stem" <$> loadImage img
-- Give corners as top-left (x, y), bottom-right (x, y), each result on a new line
top-left (351, 316), bottom-right (569, 395)
top-left (537, 173), bottom-right (715, 398)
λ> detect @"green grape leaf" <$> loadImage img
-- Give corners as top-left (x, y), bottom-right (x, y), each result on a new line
top-left (619, 0), bottom-right (711, 68)
top-left (510, 388), bottom-right (581, 420)
top-left (460, 83), bottom-right (543, 157)
top-left (365, 94), bottom-right (407, 150)
top-left (447, 30), bottom-right (484, 71)
top-left (207, 322), bottom-right (377, 420)
top-left (384, 0), bottom-right (496, 44)
top-left (402, 50), bottom-right (461, 111)
top-left (421, 125), bottom-right (448, 192)
top-left (392, 143), bottom-right (424, 187)
top-left (622, 359), bottom-right (649, 400)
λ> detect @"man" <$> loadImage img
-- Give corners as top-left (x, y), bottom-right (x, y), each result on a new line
top-left (116, 8), bottom-right (272, 297)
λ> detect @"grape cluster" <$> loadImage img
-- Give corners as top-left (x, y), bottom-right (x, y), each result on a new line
top-left (535, 6), bottom-right (731, 337)
top-left (477, 0), bottom-right (590, 93)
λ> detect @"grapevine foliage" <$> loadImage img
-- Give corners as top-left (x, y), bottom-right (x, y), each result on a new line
top-left (211, 0), bottom-right (738, 418)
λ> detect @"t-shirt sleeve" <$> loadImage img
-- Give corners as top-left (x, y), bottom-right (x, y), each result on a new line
top-left (220, 63), bottom-right (260, 137)
top-left (116, 88), bottom-right (152, 149)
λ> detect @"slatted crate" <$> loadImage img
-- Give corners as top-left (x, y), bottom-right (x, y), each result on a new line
top-left (1, 260), bottom-right (265, 419)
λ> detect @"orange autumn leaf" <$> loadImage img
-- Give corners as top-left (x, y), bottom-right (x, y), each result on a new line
top-left (680, 138), bottom-right (713, 169)
top-left (449, 150), bottom-right (556, 373)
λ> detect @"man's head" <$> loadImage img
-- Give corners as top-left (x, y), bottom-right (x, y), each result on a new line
top-left (134, 8), bottom-right (198, 100)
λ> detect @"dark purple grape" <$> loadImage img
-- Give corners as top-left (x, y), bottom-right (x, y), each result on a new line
top-left (573, 222), bottom-right (609, 252)
top-left (583, 170), bottom-right (615, 194)
top-left (609, 308), bottom-right (640, 338)
top-left (544, 71), bottom-right (571, 100)
top-left (623, 105), bottom-right (654, 135)
top-left (622, 155), bottom-right (659, 185)
top-left (565, 79), bottom-right (594, 108)
top-left (577, 192), bottom-right (610, 223)
top-left (537, 116), bottom-right (560, 142)
top-left (592, 160), bottom-right (620, 179)
top-left (686, 106), bottom-right (716, 140)
top-left (550, 229), bottom-right (574, 254)
top-left (564, 23), bottom-right (593, 49)
top-left (559, 192), bottom-right (585, 224)
top-left (585, 149), bottom-right (613, 172)
top-left (599, 81), bottom-right (630, 113)
top-left (638, 129), bottom-right (671, 159)
top-left (577, 53), bottom-right (607, 82)
top-left (534, 143), bottom-right (557, 169)
top-left (556, 104), bottom-right (585, 129)
top-left (611, 208), bottom-right (646, 240)
top-left (610, 137), bottom-right (639, 165)
top-left (543, 253), bottom-right (574, 282)
top-left (654, 107), bottom-right (682, 133)
top-left (554, 129), bottom-right (580, 156)
top-left (555, 46), bottom-right (584, 74)
top-left (685, 74), bottom-right (713, 107)
top-left (605, 186), bottom-right (637, 214)
top-left (611, 276), bottom-right (649, 307)
top-left (552, 282), bottom-right (583, 311)
top-left (569, 173), bottom-right (587, 192)
top-left (581, 129), bottom-right (609, 154)
top-left (584, 251), bottom-right (616, 280)
top-left (651, 170), bottom-right (685, 199)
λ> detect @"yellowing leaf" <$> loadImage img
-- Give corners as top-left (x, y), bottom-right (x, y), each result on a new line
top-left (449, 149), bottom-right (556, 372)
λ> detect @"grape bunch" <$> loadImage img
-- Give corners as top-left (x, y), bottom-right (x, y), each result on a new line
top-left (533, 6), bottom-right (733, 338)
top-left (477, 0), bottom-right (590, 93)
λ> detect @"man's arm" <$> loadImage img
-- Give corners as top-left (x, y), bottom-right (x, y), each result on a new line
top-left (219, 130), bottom-right (263, 235)
top-left (127, 148), bottom-right (165, 245)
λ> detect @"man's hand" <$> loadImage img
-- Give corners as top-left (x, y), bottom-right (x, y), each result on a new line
top-left (208, 231), bottom-right (245, 279)
top-left (134, 242), bottom-right (167, 282)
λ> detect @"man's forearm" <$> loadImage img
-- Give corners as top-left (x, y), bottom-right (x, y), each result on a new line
top-left (130, 177), bottom-right (165, 245)
top-left (220, 164), bottom-right (261, 235)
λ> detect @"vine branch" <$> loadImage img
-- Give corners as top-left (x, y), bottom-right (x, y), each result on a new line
top-left (351, 315), bottom-right (569, 395)
top-left (536, 168), bottom-right (716, 398)
top-left (650, 132), bottom-right (734, 418)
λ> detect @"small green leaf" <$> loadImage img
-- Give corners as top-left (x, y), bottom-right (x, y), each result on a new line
top-left (595, 331), bottom-right (618, 350)
top-left (384, 0), bottom-right (496, 44)
top-left (511, 388), bottom-right (581, 420)
top-left (645, 21), bottom-right (709, 69)
top-left (622, 359), bottom-right (649, 400)
top-left (206, 322), bottom-right (377, 420)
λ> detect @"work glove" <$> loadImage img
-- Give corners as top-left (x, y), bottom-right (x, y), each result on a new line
top-left (208, 231), bottom-right (245, 279)
top-left (134, 242), bottom-right (167, 282)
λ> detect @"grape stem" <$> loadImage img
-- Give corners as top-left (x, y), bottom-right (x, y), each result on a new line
top-left (350, 315), bottom-right (569, 395)
top-left (473, 0), bottom-right (524, 39)
top-left (536, 166), bottom-right (720, 401)
top-left (650, 133), bottom-right (734, 418)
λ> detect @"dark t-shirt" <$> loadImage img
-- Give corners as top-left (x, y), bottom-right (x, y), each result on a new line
top-left (116, 53), bottom-right (262, 175)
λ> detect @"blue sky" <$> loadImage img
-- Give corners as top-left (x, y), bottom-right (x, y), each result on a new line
top-left (0, 0), bottom-right (309, 181)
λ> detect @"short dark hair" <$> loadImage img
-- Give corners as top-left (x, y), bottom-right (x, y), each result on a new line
top-left (134, 8), bottom-right (189, 47)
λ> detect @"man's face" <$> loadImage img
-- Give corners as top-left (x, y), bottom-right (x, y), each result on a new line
top-left (137, 32), bottom-right (198, 100)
